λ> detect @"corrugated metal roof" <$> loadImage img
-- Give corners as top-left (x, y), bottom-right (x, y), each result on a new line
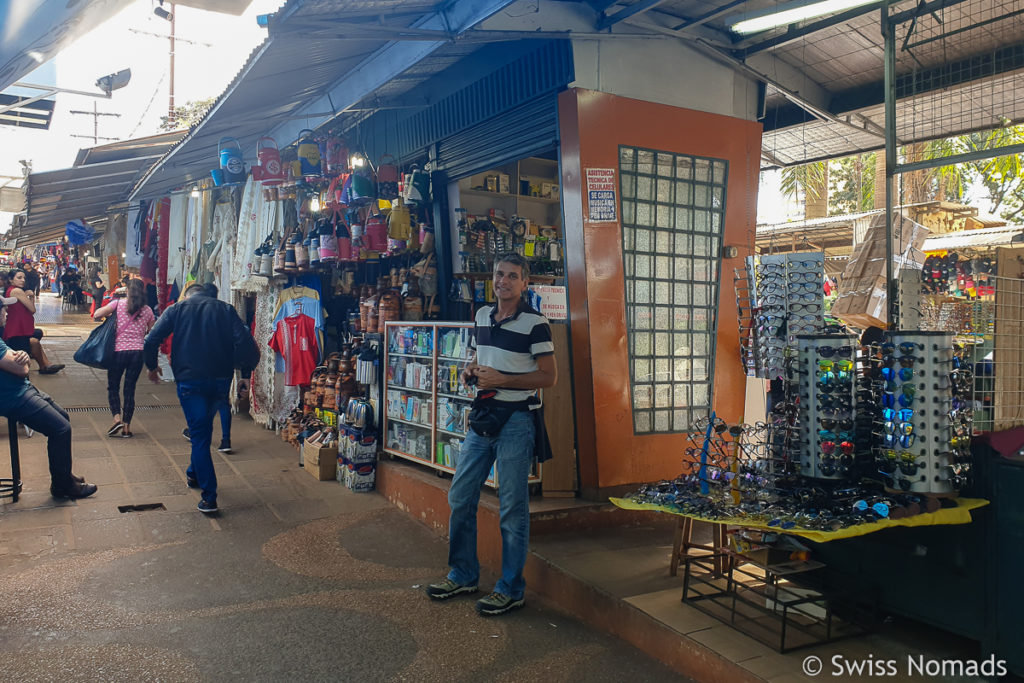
top-left (922, 225), bottom-right (1024, 251)
top-left (13, 130), bottom-right (186, 247)
top-left (130, 0), bottom-right (518, 200)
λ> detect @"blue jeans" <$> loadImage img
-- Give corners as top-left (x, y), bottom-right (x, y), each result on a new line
top-left (6, 386), bottom-right (74, 490)
top-left (177, 378), bottom-right (231, 503)
top-left (217, 399), bottom-right (231, 441)
top-left (447, 410), bottom-right (535, 600)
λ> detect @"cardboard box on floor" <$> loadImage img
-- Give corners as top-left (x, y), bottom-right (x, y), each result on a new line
top-left (832, 215), bottom-right (929, 329)
top-left (303, 438), bottom-right (338, 481)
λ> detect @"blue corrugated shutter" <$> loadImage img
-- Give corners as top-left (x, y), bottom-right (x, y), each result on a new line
top-left (436, 94), bottom-right (559, 180)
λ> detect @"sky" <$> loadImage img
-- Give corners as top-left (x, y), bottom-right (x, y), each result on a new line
top-left (0, 0), bottom-right (284, 233)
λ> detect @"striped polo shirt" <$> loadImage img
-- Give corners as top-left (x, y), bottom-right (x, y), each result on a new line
top-left (472, 301), bottom-right (554, 405)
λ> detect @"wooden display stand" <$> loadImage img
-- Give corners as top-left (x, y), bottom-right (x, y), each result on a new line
top-left (669, 516), bottom-right (728, 576)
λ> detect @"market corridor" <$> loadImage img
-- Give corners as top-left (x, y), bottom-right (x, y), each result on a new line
top-left (0, 298), bottom-right (682, 682)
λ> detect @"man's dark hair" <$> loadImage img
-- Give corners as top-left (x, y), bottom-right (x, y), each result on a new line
top-left (494, 252), bottom-right (530, 280)
top-left (183, 282), bottom-right (206, 297)
top-left (203, 283), bottom-right (219, 299)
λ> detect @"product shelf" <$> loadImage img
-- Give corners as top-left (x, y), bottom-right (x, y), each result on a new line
top-left (384, 321), bottom-right (541, 489)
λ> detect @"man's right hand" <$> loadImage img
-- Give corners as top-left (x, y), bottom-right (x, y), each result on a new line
top-left (148, 367), bottom-right (162, 384)
top-left (12, 351), bottom-right (30, 366)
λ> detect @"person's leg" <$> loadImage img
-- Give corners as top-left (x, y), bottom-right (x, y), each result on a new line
top-left (107, 356), bottom-right (126, 424)
top-left (491, 412), bottom-right (536, 600)
top-left (445, 429), bottom-right (497, 588)
top-left (27, 337), bottom-right (51, 369)
top-left (120, 351), bottom-right (145, 432)
top-left (218, 398), bottom-right (231, 442)
top-left (7, 386), bottom-right (75, 491)
top-left (177, 380), bottom-right (219, 504)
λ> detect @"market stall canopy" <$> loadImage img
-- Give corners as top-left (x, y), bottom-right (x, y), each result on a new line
top-left (0, 0), bottom-right (134, 92)
top-left (11, 130), bottom-right (186, 247)
top-left (130, 0), bottom-right (520, 200)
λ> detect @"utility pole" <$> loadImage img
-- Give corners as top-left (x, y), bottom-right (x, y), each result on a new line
top-left (69, 101), bottom-right (121, 143)
top-left (168, 4), bottom-right (176, 127)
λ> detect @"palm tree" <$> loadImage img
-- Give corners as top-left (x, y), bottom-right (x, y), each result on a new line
top-left (780, 160), bottom-right (828, 218)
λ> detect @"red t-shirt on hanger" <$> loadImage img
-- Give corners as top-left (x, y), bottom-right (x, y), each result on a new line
top-left (269, 313), bottom-right (319, 386)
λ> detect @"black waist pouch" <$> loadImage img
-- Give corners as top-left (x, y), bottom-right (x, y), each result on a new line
top-left (468, 392), bottom-right (526, 437)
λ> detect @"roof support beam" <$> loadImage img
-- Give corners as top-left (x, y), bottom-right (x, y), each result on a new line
top-left (597, 0), bottom-right (670, 31)
top-left (266, 0), bottom-right (519, 149)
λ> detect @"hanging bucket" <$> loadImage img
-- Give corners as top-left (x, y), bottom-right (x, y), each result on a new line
top-left (364, 211), bottom-right (388, 252)
top-left (256, 136), bottom-right (284, 186)
top-left (297, 129), bottom-right (322, 176)
top-left (218, 137), bottom-right (246, 183)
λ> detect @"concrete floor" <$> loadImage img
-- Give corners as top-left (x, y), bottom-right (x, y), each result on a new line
top-left (0, 295), bottom-right (686, 682)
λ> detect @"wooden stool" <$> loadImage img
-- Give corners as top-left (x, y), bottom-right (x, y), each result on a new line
top-left (1, 418), bottom-right (22, 503)
top-left (670, 517), bottom-right (728, 576)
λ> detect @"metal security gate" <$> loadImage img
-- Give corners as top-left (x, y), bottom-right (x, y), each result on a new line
top-left (436, 94), bottom-right (560, 181)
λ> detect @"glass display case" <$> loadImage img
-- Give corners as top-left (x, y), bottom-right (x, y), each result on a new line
top-left (383, 321), bottom-right (541, 488)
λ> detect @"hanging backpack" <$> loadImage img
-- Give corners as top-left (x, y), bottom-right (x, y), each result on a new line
top-left (402, 165), bottom-right (430, 205)
top-left (364, 208), bottom-right (388, 252)
top-left (377, 154), bottom-right (400, 198)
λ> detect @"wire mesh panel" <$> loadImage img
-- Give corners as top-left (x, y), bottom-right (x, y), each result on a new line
top-left (619, 146), bottom-right (727, 434)
top-left (891, 0), bottom-right (1024, 165)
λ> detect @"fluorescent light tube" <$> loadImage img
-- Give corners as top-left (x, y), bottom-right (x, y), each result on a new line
top-left (730, 0), bottom-right (878, 34)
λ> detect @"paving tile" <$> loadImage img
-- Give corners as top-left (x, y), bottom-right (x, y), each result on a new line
top-left (0, 524), bottom-right (73, 559)
top-left (625, 588), bottom-right (721, 635)
top-left (0, 505), bottom-right (71, 530)
top-left (740, 652), bottom-right (803, 680)
top-left (72, 515), bottom-right (146, 551)
top-left (688, 624), bottom-right (780, 662)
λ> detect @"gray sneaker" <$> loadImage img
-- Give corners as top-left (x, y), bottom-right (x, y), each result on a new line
top-left (475, 592), bottom-right (524, 616)
top-left (425, 578), bottom-right (478, 601)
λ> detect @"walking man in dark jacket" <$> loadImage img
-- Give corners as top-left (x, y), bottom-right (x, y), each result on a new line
top-left (144, 283), bottom-right (259, 514)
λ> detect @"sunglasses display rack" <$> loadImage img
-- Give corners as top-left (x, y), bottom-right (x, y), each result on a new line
top-left (751, 251), bottom-right (825, 380)
top-left (794, 335), bottom-right (860, 481)
top-left (871, 331), bottom-right (971, 495)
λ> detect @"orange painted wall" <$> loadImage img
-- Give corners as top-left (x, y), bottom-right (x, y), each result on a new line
top-left (558, 88), bottom-right (762, 493)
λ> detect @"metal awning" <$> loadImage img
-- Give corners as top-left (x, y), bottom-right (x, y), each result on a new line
top-left (130, 0), bottom-right (518, 200)
top-left (13, 131), bottom-right (185, 247)
top-left (923, 225), bottom-right (1024, 251)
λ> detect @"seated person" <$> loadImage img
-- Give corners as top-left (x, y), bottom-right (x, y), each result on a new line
top-left (0, 296), bottom-right (95, 498)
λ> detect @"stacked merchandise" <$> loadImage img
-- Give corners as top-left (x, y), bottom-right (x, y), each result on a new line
top-left (282, 339), bottom-right (379, 488)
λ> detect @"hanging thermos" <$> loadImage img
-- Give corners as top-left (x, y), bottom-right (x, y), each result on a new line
top-left (388, 196), bottom-right (412, 241)
top-left (297, 129), bottom-right (322, 176)
top-left (219, 137), bottom-right (246, 183)
top-left (293, 227), bottom-right (309, 271)
top-left (256, 136), bottom-right (285, 186)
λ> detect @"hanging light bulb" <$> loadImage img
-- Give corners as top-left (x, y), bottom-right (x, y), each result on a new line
top-left (190, 186), bottom-right (200, 198)
top-left (349, 154), bottom-right (364, 169)
top-left (310, 195), bottom-right (321, 213)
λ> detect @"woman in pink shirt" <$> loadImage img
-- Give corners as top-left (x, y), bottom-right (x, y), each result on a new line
top-left (93, 278), bottom-right (155, 437)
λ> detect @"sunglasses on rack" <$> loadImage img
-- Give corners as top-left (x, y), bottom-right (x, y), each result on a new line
top-left (788, 281), bottom-right (820, 293)
top-left (788, 271), bottom-right (819, 283)
top-left (818, 345), bottom-right (852, 358)
top-left (788, 292), bottom-right (819, 302)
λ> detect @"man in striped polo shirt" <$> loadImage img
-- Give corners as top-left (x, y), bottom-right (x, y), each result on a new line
top-left (426, 253), bottom-right (557, 616)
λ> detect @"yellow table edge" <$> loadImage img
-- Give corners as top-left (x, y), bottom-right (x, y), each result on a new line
top-left (608, 497), bottom-right (990, 543)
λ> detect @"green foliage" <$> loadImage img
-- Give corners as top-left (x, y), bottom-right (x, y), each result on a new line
top-left (828, 153), bottom-right (875, 214)
top-left (158, 97), bottom-right (216, 131)
top-left (780, 160), bottom-right (828, 202)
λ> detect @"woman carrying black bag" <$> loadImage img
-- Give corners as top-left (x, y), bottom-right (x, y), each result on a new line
top-left (92, 279), bottom-right (154, 437)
